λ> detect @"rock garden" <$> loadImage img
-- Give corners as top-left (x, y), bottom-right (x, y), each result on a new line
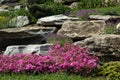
top-left (0, 0), bottom-right (120, 80)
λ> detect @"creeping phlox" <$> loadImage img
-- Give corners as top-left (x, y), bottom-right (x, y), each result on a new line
top-left (0, 43), bottom-right (99, 75)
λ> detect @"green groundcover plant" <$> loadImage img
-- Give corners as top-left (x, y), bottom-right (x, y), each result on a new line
top-left (104, 26), bottom-right (118, 34)
top-left (99, 61), bottom-right (120, 80)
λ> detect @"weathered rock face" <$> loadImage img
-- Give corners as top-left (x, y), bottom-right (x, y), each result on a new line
top-left (54, 0), bottom-right (78, 4)
top-left (58, 20), bottom-right (106, 39)
top-left (9, 16), bottom-right (29, 27)
top-left (0, 25), bottom-right (56, 50)
top-left (4, 44), bottom-right (52, 55)
top-left (74, 34), bottom-right (120, 57)
top-left (37, 14), bottom-right (79, 26)
top-left (89, 15), bottom-right (120, 26)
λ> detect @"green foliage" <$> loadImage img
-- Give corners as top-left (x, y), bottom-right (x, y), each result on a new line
top-left (46, 34), bottom-right (72, 46)
top-left (104, 11), bottom-right (119, 16)
top-left (11, 9), bottom-right (37, 23)
top-left (0, 16), bottom-right (11, 29)
top-left (29, 3), bottom-right (71, 19)
top-left (96, 6), bottom-right (120, 15)
top-left (27, 0), bottom-right (54, 4)
top-left (74, 0), bottom-right (119, 10)
top-left (0, 9), bottom-right (36, 29)
top-left (0, 11), bottom-right (14, 29)
top-left (0, 73), bottom-right (106, 80)
top-left (104, 26), bottom-right (118, 34)
top-left (77, 0), bottom-right (104, 9)
top-left (99, 61), bottom-right (120, 80)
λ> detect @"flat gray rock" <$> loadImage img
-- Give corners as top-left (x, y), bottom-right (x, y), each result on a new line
top-left (89, 15), bottom-right (120, 20)
top-left (0, 25), bottom-right (56, 50)
top-left (4, 44), bottom-right (52, 55)
top-left (37, 14), bottom-right (79, 26)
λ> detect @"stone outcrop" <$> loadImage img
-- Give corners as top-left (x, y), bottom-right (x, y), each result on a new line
top-left (4, 44), bottom-right (52, 55)
top-left (0, 25), bottom-right (56, 50)
top-left (74, 34), bottom-right (120, 57)
top-left (37, 14), bottom-right (79, 26)
top-left (58, 20), bottom-right (106, 39)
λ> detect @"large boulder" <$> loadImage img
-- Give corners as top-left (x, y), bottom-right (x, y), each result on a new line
top-left (0, 25), bottom-right (56, 50)
top-left (4, 44), bottom-right (52, 55)
top-left (57, 20), bottom-right (106, 39)
top-left (74, 34), bottom-right (120, 57)
top-left (37, 14), bottom-right (79, 26)
top-left (89, 15), bottom-right (120, 26)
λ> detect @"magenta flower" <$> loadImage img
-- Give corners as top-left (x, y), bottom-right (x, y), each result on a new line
top-left (0, 43), bottom-right (99, 76)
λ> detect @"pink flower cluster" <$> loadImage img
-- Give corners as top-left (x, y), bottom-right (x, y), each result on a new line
top-left (0, 43), bottom-right (99, 75)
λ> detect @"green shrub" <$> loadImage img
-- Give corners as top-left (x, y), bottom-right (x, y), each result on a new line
top-left (29, 3), bottom-right (71, 19)
top-left (46, 34), bottom-right (72, 46)
top-left (13, 9), bottom-right (37, 23)
top-left (104, 11), bottom-right (119, 16)
top-left (99, 61), bottom-right (120, 80)
top-left (104, 26), bottom-right (118, 34)
top-left (27, 0), bottom-right (54, 4)
top-left (0, 11), bottom-right (14, 29)
top-left (0, 16), bottom-right (11, 29)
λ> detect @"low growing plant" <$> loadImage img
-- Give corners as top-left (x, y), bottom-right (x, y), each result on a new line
top-left (99, 61), bottom-right (120, 80)
top-left (0, 16), bottom-right (11, 29)
top-left (78, 0), bottom-right (104, 9)
top-left (46, 34), bottom-right (72, 46)
top-left (0, 43), bottom-right (99, 76)
top-left (104, 26), bottom-right (118, 34)
top-left (67, 10), bottom-right (97, 20)
top-left (75, 0), bottom-right (118, 10)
